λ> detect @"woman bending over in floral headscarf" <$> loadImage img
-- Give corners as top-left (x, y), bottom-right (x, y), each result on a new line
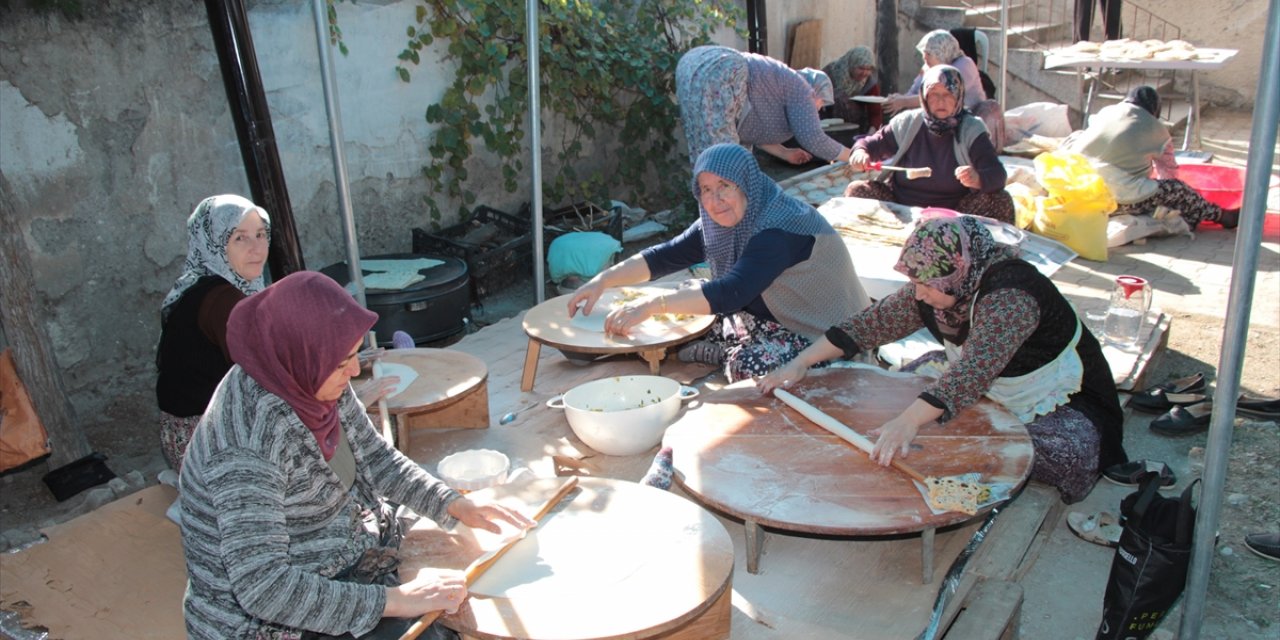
top-left (760, 216), bottom-right (1126, 504)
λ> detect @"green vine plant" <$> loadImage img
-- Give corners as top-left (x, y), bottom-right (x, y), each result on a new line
top-left (394, 0), bottom-right (744, 228)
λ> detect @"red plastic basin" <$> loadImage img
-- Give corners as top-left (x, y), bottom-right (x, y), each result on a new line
top-left (1177, 163), bottom-right (1247, 211)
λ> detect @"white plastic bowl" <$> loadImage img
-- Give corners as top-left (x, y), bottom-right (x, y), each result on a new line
top-left (547, 375), bottom-right (699, 456)
top-left (436, 449), bottom-right (510, 492)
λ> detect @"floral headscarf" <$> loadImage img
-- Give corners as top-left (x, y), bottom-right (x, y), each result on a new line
top-left (161, 195), bottom-right (271, 321)
top-left (917, 29), bottom-right (964, 66)
top-left (824, 46), bottom-right (877, 98)
top-left (692, 144), bottom-right (834, 279)
top-left (796, 68), bottom-right (835, 106)
top-left (920, 64), bottom-right (966, 136)
top-left (894, 216), bottom-right (1017, 328)
top-left (227, 272), bottom-right (378, 460)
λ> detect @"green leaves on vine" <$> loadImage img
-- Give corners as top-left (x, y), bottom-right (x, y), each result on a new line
top-left (393, 0), bottom-right (744, 227)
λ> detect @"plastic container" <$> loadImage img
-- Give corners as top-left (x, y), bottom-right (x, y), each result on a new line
top-left (436, 449), bottom-right (510, 492)
top-left (1177, 164), bottom-right (1247, 210)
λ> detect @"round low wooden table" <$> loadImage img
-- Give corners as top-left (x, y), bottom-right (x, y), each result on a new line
top-left (520, 284), bottom-right (715, 391)
top-left (399, 477), bottom-right (735, 640)
top-left (663, 366), bottom-right (1034, 582)
top-left (359, 348), bottom-right (489, 452)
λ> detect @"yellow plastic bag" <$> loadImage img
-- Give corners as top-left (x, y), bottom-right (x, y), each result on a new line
top-left (1030, 150), bottom-right (1116, 261)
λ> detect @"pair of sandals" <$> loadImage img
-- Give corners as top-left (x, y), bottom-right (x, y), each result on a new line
top-left (1069, 459), bottom-right (1178, 548)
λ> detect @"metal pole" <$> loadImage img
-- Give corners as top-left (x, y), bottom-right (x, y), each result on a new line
top-left (1178, 0), bottom-right (1280, 635)
top-left (999, 0), bottom-right (1009, 109)
top-left (527, 0), bottom-right (546, 303)
top-left (205, 0), bottom-right (305, 277)
top-left (310, 0), bottom-right (367, 310)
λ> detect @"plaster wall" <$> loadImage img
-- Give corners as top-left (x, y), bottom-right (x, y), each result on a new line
top-left (764, 1), bottom-right (876, 70)
top-left (0, 0), bottom-right (645, 427)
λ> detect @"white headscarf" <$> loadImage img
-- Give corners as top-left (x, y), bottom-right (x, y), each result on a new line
top-left (160, 195), bottom-right (270, 321)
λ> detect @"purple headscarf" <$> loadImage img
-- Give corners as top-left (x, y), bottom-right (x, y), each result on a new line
top-left (227, 271), bottom-right (377, 460)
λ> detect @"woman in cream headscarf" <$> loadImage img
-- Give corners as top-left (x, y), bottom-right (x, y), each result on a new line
top-left (883, 30), bottom-right (987, 116)
top-left (822, 46), bottom-right (883, 130)
top-left (761, 216), bottom-right (1126, 504)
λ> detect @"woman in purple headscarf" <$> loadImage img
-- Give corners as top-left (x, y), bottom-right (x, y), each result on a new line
top-left (566, 143), bottom-right (870, 382)
top-left (760, 216), bottom-right (1126, 504)
top-left (178, 272), bottom-right (532, 640)
top-left (844, 65), bottom-right (1016, 223)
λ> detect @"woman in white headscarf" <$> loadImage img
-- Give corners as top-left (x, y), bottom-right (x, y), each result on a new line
top-left (883, 30), bottom-right (987, 116)
top-left (156, 195), bottom-right (270, 472)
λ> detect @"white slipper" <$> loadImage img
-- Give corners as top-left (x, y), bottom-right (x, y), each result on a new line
top-left (1067, 511), bottom-right (1122, 548)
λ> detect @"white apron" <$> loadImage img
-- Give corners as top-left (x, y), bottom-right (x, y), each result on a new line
top-left (940, 303), bottom-right (1084, 423)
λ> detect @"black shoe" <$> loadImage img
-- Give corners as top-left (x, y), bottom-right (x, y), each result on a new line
top-left (1244, 532), bottom-right (1280, 562)
top-left (1150, 402), bottom-right (1214, 436)
top-left (1102, 460), bottom-right (1177, 488)
top-left (1216, 209), bottom-right (1240, 230)
top-left (1236, 395), bottom-right (1280, 421)
top-left (1131, 373), bottom-right (1206, 413)
top-left (1130, 391), bottom-right (1208, 414)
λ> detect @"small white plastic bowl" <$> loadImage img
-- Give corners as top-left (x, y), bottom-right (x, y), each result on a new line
top-left (436, 449), bottom-right (510, 492)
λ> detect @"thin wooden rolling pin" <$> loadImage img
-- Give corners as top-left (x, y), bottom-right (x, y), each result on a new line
top-left (399, 476), bottom-right (581, 640)
top-left (773, 388), bottom-right (930, 485)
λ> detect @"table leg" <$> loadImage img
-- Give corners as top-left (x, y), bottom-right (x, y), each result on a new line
top-left (745, 519), bottom-right (765, 575)
top-left (921, 526), bottom-right (936, 584)
top-left (639, 347), bottom-right (667, 375)
top-left (1082, 72), bottom-right (1099, 126)
top-left (1182, 70), bottom-right (1201, 151)
top-left (520, 339), bottom-right (541, 392)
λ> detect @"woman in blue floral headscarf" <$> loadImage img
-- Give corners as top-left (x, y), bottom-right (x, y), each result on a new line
top-left (844, 65), bottom-right (1016, 223)
top-left (567, 144), bottom-right (871, 382)
top-left (761, 215), bottom-right (1126, 504)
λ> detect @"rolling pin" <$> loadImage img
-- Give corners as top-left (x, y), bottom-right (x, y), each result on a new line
top-left (773, 388), bottom-right (929, 485)
top-left (399, 476), bottom-right (580, 640)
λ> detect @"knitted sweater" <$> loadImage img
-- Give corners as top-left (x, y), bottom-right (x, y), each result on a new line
top-left (179, 367), bottom-right (460, 639)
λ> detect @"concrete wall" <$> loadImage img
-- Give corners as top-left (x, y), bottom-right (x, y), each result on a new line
top-left (0, 0), bottom-right (628, 427)
top-left (764, 1), bottom-right (876, 70)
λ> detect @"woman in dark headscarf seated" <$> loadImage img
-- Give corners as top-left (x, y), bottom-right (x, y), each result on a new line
top-left (179, 272), bottom-right (533, 640)
top-left (760, 216), bottom-right (1126, 504)
top-left (567, 143), bottom-right (871, 382)
top-left (844, 65), bottom-right (1016, 224)
top-left (1061, 85), bottom-right (1236, 230)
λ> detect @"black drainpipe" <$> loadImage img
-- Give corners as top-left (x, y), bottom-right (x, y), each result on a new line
top-left (204, 0), bottom-right (306, 278)
top-left (746, 0), bottom-right (768, 56)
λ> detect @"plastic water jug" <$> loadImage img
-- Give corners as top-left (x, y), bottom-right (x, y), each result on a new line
top-left (1104, 275), bottom-right (1152, 348)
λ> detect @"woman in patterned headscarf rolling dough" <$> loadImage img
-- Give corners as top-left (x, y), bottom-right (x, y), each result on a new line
top-left (760, 216), bottom-right (1126, 504)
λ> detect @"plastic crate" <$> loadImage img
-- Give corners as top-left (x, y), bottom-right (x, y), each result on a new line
top-left (412, 202), bottom-right (624, 300)
top-left (413, 204), bottom-right (546, 300)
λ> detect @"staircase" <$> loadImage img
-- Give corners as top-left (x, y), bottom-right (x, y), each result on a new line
top-left (902, 0), bottom-right (1192, 129)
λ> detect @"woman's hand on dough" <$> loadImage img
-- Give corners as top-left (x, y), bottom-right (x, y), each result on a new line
top-left (353, 376), bottom-right (400, 406)
top-left (566, 280), bottom-right (606, 318)
top-left (385, 568), bottom-right (468, 617)
top-left (448, 497), bottom-right (535, 535)
top-left (869, 416), bottom-right (921, 465)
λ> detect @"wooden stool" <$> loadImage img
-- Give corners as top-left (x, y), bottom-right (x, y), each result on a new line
top-left (363, 348), bottom-right (489, 452)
